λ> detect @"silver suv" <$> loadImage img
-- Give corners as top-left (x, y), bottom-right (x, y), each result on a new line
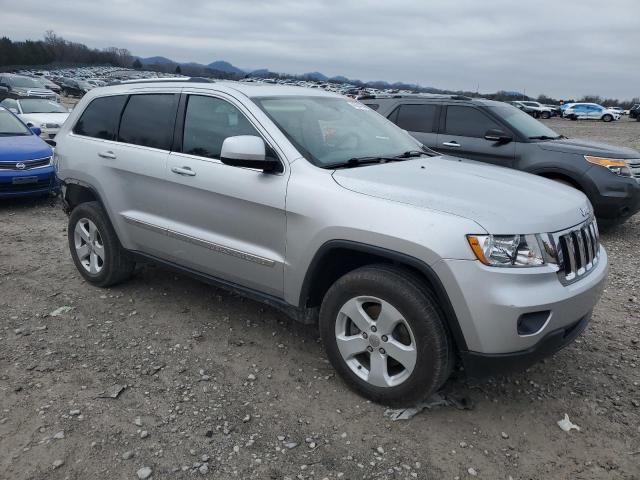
top-left (54, 79), bottom-right (608, 406)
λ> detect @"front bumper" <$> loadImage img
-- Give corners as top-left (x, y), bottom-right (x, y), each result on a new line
top-left (0, 166), bottom-right (58, 198)
top-left (583, 166), bottom-right (640, 223)
top-left (461, 312), bottom-right (591, 377)
top-left (433, 246), bottom-right (608, 356)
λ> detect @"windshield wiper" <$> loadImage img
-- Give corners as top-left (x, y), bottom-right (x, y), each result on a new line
top-left (528, 135), bottom-right (563, 140)
top-left (325, 152), bottom-right (426, 169)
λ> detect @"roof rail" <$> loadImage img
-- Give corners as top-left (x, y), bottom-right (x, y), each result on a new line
top-left (357, 93), bottom-right (475, 101)
top-left (113, 77), bottom-right (215, 85)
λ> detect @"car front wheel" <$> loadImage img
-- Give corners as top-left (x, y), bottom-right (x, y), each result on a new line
top-left (602, 114), bottom-right (613, 122)
top-left (68, 201), bottom-right (135, 287)
top-left (319, 265), bottom-right (452, 406)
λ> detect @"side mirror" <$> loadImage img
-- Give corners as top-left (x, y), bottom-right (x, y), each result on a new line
top-left (30, 127), bottom-right (42, 136)
top-left (220, 135), bottom-right (280, 172)
top-left (484, 129), bottom-right (512, 143)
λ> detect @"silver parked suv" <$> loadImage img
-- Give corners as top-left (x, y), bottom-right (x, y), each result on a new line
top-left (54, 79), bottom-right (608, 406)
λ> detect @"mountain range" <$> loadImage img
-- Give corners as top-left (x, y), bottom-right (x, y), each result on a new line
top-left (136, 55), bottom-right (526, 98)
top-left (138, 56), bottom-right (350, 83)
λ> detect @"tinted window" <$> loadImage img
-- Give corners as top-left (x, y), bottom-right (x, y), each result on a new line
top-left (445, 106), bottom-right (501, 138)
top-left (73, 95), bottom-right (127, 140)
top-left (366, 103), bottom-right (380, 111)
top-left (182, 95), bottom-right (260, 159)
top-left (118, 94), bottom-right (177, 150)
top-left (393, 104), bottom-right (437, 133)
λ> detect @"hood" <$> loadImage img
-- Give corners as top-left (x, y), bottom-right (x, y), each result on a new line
top-left (0, 134), bottom-right (52, 161)
top-left (19, 113), bottom-right (69, 126)
top-left (332, 156), bottom-right (590, 234)
top-left (537, 137), bottom-right (639, 158)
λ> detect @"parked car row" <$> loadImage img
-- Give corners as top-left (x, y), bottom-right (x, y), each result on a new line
top-left (47, 79), bottom-right (617, 406)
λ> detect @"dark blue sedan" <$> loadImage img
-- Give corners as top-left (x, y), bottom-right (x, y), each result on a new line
top-left (0, 106), bottom-right (56, 198)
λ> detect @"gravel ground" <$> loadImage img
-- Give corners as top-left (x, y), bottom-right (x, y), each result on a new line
top-left (1, 117), bottom-right (639, 480)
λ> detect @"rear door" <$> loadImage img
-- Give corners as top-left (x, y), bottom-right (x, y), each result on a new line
top-left (162, 91), bottom-right (287, 297)
top-left (386, 103), bottom-right (439, 149)
top-left (68, 90), bottom-right (180, 255)
top-left (436, 105), bottom-right (516, 167)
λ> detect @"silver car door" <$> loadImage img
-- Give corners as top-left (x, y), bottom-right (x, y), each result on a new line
top-left (163, 91), bottom-right (287, 297)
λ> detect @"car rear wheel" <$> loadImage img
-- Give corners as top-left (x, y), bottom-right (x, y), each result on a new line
top-left (319, 265), bottom-right (452, 407)
top-left (602, 114), bottom-right (613, 122)
top-left (541, 111), bottom-right (550, 119)
top-left (68, 201), bottom-right (135, 287)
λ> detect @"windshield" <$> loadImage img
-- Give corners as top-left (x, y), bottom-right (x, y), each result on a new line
top-left (0, 109), bottom-right (30, 135)
top-left (19, 99), bottom-right (67, 114)
top-left (253, 96), bottom-right (424, 167)
top-left (490, 104), bottom-right (561, 139)
top-left (5, 76), bottom-right (45, 88)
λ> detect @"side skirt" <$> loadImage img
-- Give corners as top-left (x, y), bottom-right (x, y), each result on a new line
top-left (128, 250), bottom-right (318, 325)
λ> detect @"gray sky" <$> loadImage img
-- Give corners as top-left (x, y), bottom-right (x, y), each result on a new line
top-left (3, 0), bottom-right (639, 99)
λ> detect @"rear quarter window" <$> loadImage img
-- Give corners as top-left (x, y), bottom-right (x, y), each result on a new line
top-left (73, 95), bottom-right (127, 141)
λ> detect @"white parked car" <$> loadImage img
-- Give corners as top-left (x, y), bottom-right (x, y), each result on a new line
top-left (0, 97), bottom-right (70, 139)
top-left (563, 103), bottom-right (620, 122)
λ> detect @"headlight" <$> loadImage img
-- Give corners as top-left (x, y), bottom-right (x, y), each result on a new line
top-left (467, 234), bottom-right (555, 268)
top-left (585, 156), bottom-right (632, 177)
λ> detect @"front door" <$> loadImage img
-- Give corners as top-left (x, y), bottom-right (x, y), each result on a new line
top-left (163, 92), bottom-right (287, 297)
top-left (436, 105), bottom-right (516, 168)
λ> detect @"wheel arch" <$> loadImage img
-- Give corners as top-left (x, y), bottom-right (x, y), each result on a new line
top-left (534, 169), bottom-right (586, 192)
top-left (298, 240), bottom-right (468, 351)
top-left (62, 179), bottom-right (104, 211)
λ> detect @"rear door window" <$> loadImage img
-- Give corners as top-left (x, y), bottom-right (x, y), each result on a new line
top-left (73, 95), bottom-right (127, 140)
top-left (118, 94), bottom-right (178, 150)
top-left (391, 104), bottom-right (438, 133)
top-left (444, 106), bottom-right (501, 138)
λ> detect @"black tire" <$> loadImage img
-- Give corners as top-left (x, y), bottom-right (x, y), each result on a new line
top-left (602, 114), bottom-right (613, 122)
top-left (570, 115), bottom-right (577, 121)
top-left (541, 111), bottom-right (550, 119)
top-left (533, 111), bottom-right (540, 119)
top-left (319, 264), bottom-right (452, 407)
top-left (68, 201), bottom-right (135, 287)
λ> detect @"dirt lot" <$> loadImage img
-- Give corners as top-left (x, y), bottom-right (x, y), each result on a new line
top-left (1, 118), bottom-right (639, 480)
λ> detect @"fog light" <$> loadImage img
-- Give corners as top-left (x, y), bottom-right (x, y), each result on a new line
top-left (517, 311), bottom-right (551, 335)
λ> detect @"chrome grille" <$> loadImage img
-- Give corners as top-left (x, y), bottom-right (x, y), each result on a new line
top-left (553, 219), bottom-right (600, 284)
top-left (0, 157), bottom-right (51, 170)
top-left (628, 159), bottom-right (640, 181)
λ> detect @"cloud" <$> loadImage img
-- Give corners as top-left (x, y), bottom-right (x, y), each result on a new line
top-left (2, 0), bottom-right (639, 99)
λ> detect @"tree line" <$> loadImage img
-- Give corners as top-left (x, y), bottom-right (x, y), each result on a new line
top-left (0, 31), bottom-right (132, 69)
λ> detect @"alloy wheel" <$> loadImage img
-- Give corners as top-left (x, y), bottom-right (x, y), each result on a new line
top-left (74, 218), bottom-right (105, 274)
top-left (335, 296), bottom-right (417, 388)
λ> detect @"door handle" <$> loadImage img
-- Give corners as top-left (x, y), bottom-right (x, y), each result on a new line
top-left (442, 141), bottom-right (460, 147)
top-left (98, 150), bottom-right (116, 159)
top-left (171, 166), bottom-right (196, 177)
